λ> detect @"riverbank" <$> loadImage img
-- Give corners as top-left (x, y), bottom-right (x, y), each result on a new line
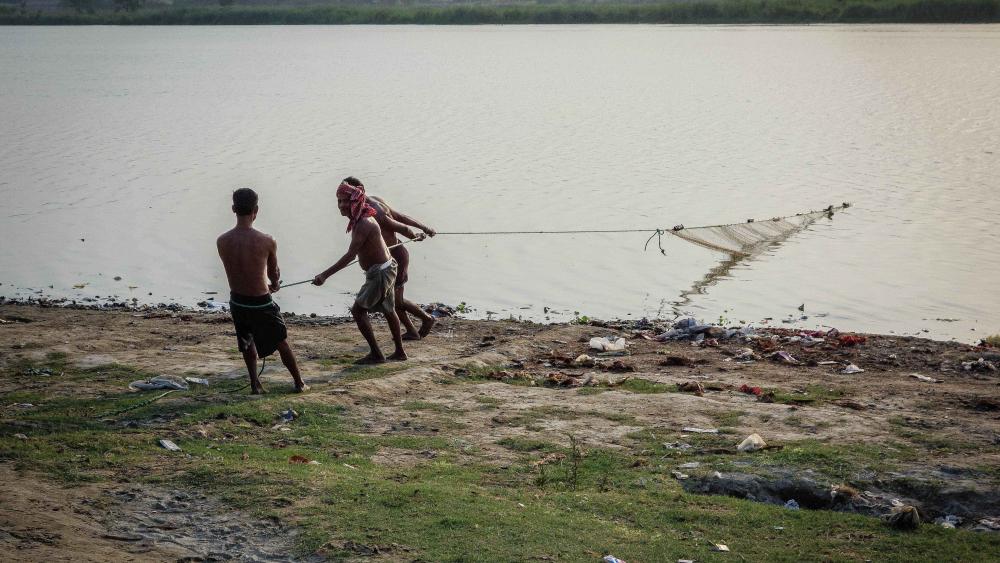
top-left (2, 0), bottom-right (999, 25)
top-left (1, 302), bottom-right (999, 560)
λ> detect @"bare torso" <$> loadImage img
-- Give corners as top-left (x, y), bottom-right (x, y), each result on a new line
top-left (352, 217), bottom-right (392, 270)
top-left (217, 227), bottom-right (276, 296)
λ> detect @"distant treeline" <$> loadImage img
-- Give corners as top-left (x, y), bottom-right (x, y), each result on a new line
top-left (2, 0), bottom-right (998, 24)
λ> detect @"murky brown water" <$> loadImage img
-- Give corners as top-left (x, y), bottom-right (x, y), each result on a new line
top-left (1, 25), bottom-right (998, 341)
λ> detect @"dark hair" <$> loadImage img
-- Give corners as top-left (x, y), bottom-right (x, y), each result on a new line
top-left (342, 176), bottom-right (363, 188)
top-left (232, 188), bottom-right (258, 216)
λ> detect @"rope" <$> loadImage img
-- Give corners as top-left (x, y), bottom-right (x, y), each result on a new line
top-left (278, 239), bottom-right (418, 289)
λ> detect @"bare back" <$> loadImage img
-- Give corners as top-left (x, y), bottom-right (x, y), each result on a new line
top-left (366, 196), bottom-right (400, 246)
top-left (217, 227), bottom-right (276, 296)
top-left (352, 217), bottom-right (392, 270)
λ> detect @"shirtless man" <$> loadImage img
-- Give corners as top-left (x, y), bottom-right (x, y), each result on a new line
top-left (341, 176), bottom-right (437, 340)
top-left (312, 181), bottom-right (424, 363)
top-left (217, 188), bottom-right (307, 394)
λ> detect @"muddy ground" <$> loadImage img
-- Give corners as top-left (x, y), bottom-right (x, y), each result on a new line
top-left (1, 302), bottom-right (999, 560)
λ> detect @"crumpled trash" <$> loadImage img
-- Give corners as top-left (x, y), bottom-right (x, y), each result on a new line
top-left (784, 499), bottom-right (800, 510)
top-left (962, 358), bottom-right (998, 373)
top-left (603, 556), bottom-right (626, 563)
top-left (739, 384), bottom-right (763, 396)
top-left (678, 462), bottom-right (701, 469)
top-left (909, 373), bottom-right (941, 383)
top-left (710, 544), bottom-right (730, 552)
top-left (972, 517), bottom-right (1000, 532)
top-left (671, 470), bottom-right (689, 480)
top-left (934, 515), bottom-right (962, 528)
top-left (770, 350), bottom-right (800, 365)
top-left (572, 354), bottom-right (595, 367)
top-left (129, 375), bottom-right (188, 391)
top-left (683, 427), bottom-right (718, 434)
top-left (197, 300), bottom-right (228, 311)
top-left (737, 433), bottom-right (766, 452)
top-left (280, 409), bottom-right (299, 422)
top-left (678, 381), bottom-right (705, 396)
top-left (14, 433), bottom-right (28, 440)
top-left (159, 439), bottom-right (182, 452)
top-left (732, 348), bottom-right (761, 362)
top-left (841, 363), bottom-right (865, 374)
top-left (289, 454), bottom-right (320, 464)
top-left (590, 337), bottom-right (627, 352)
top-left (604, 360), bottom-right (635, 373)
top-left (184, 377), bottom-right (210, 386)
top-left (838, 334), bottom-right (867, 347)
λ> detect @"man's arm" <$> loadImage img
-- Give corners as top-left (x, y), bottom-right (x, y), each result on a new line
top-left (267, 237), bottom-right (280, 293)
top-left (313, 224), bottom-right (368, 285)
top-left (371, 196), bottom-right (435, 237)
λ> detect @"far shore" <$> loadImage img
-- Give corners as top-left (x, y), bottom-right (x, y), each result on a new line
top-left (2, 0), bottom-right (999, 26)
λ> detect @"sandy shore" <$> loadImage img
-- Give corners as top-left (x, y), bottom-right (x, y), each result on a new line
top-left (1, 302), bottom-right (999, 560)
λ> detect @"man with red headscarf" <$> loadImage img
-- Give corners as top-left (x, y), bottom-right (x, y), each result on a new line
top-left (340, 176), bottom-right (438, 340)
top-left (311, 180), bottom-right (423, 363)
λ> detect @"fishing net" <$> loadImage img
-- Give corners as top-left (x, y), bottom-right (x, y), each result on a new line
top-left (668, 204), bottom-right (848, 257)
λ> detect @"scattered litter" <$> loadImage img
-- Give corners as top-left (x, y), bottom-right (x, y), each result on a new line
top-left (770, 350), bottom-right (800, 365)
top-left (590, 337), bottom-right (627, 352)
top-left (603, 556), bottom-right (626, 563)
top-left (572, 354), bottom-right (595, 367)
top-left (710, 544), bottom-right (730, 552)
top-left (343, 463), bottom-right (358, 470)
top-left (280, 409), bottom-right (299, 422)
top-left (711, 471), bottom-right (723, 479)
top-left (184, 377), bottom-right (210, 386)
top-left (289, 455), bottom-right (311, 464)
top-left (732, 348), bottom-right (761, 362)
top-left (14, 433), bottom-right (28, 440)
top-left (11, 403), bottom-right (34, 409)
top-left (737, 433), bottom-right (766, 452)
top-left (818, 361), bottom-right (839, 366)
top-left (158, 439), bottom-right (181, 452)
top-left (604, 359), bottom-right (635, 373)
top-left (663, 442), bottom-right (693, 450)
top-left (838, 334), bottom-right (867, 347)
top-left (678, 560), bottom-right (695, 563)
top-left (973, 517), bottom-right (1000, 532)
top-left (739, 384), bottom-right (763, 396)
top-left (671, 470), bottom-right (689, 480)
top-left (962, 358), bottom-right (998, 373)
top-left (841, 363), bottom-right (865, 374)
top-left (129, 375), bottom-right (188, 391)
top-left (683, 427), bottom-right (719, 434)
top-left (909, 373), bottom-right (941, 383)
top-left (73, 283), bottom-right (88, 289)
top-left (678, 462), bottom-right (701, 469)
top-left (23, 367), bottom-right (57, 377)
top-left (661, 355), bottom-right (695, 366)
top-left (934, 515), bottom-right (961, 529)
top-left (773, 526), bottom-right (785, 531)
top-left (784, 499), bottom-right (800, 510)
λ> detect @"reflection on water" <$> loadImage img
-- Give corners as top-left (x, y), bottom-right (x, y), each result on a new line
top-left (1, 25), bottom-right (998, 342)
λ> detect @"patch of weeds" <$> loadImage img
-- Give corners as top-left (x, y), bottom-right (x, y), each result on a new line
top-left (982, 334), bottom-right (1000, 347)
top-left (497, 437), bottom-right (559, 453)
top-left (770, 384), bottom-right (845, 405)
top-left (618, 378), bottom-right (675, 394)
top-left (710, 410), bottom-right (747, 428)
top-left (339, 362), bottom-right (408, 383)
top-left (576, 387), bottom-right (609, 396)
top-left (402, 400), bottom-right (446, 412)
top-left (473, 395), bottom-right (503, 409)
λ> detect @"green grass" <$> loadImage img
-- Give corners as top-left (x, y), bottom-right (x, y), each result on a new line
top-left (619, 378), bottom-right (676, 394)
top-left (2, 0), bottom-right (999, 25)
top-left (3, 357), bottom-right (1000, 560)
top-left (769, 384), bottom-right (846, 405)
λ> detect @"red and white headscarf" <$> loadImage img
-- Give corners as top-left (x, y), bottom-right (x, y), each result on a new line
top-left (336, 180), bottom-right (377, 233)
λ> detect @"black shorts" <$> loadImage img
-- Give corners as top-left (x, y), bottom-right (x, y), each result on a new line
top-left (229, 293), bottom-right (287, 358)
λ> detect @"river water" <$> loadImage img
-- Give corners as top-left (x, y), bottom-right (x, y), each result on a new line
top-left (1, 25), bottom-right (998, 341)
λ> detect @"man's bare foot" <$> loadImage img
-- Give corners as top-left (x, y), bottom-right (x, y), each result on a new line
top-left (294, 383), bottom-right (310, 393)
top-left (354, 353), bottom-right (386, 365)
top-left (418, 317), bottom-right (436, 338)
top-left (402, 331), bottom-right (421, 341)
top-left (388, 350), bottom-right (408, 361)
